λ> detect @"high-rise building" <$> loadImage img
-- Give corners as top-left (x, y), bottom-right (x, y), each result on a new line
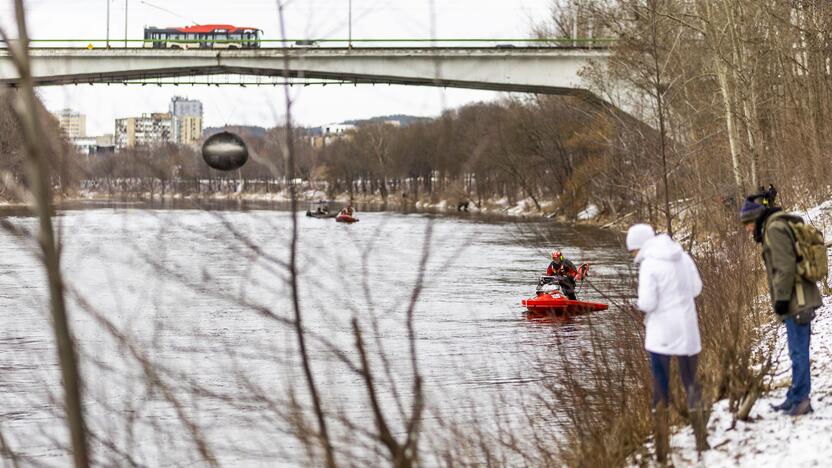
top-left (169, 96), bottom-right (203, 145)
top-left (115, 113), bottom-right (172, 150)
top-left (55, 108), bottom-right (86, 138)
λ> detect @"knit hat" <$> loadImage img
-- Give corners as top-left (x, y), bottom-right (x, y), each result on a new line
top-left (739, 198), bottom-right (765, 224)
top-left (626, 224), bottom-right (655, 251)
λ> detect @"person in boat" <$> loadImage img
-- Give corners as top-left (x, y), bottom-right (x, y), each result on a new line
top-left (546, 250), bottom-right (587, 300)
top-left (339, 205), bottom-right (354, 217)
top-left (626, 224), bottom-right (708, 460)
top-left (314, 200), bottom-right (329, 215)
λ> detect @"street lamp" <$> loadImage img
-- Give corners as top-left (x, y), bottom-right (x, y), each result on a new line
top-left (124, 0), bottom-right (128, 48)
top-left (348, 0), bottom-right (352, 48)
top-left (106, 0), bottom-right (110, 47)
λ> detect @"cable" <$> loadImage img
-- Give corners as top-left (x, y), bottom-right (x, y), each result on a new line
top-left (139, 0), bottom-right (198, 25)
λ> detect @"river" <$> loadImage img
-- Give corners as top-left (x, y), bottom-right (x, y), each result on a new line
top-left (0, 202), bottom-right (632, 466)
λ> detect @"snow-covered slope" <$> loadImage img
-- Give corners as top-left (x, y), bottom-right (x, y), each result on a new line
top-left (655, 299), bottom-right (831, 466)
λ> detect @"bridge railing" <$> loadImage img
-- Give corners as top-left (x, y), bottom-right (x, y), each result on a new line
top-left (1, 37), bottom-right (615, 49)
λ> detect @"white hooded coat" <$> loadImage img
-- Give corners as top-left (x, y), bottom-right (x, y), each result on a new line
top-left (635, 234), bottom-right (703, 356)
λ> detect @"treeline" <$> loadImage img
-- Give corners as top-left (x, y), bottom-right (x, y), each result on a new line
top-left (80, 99), bottom-right (650, 219)
top-left (0, 90), bottom-right (79, 200)
top-left (316, 97), bottom-right (653, 216)
top-left (4, 88), bottom-right (657, 220)
top-left (542, 0), bottom-right (832, 230)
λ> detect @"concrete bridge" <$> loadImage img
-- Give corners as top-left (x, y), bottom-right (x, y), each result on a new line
top-left (0, 47), bottom-right (609, 94)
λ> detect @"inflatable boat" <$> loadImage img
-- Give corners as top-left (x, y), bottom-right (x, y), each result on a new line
top-left (335, 213), bottom-right (359, 223)
top-left (306, 200), bottom-right (338, 218)
top-left (522, 276), bottom-right (608, 318)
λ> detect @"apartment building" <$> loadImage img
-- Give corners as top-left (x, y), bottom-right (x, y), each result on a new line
top-left (55, 108), bottom-right (86, 138)
top-left (115, 113), bottom-right (172, 150)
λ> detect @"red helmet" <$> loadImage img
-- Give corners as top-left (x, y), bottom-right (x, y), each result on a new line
top-left (551, 250), bottom-right (563, 261)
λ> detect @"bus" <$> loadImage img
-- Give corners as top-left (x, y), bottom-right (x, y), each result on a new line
top-left (143, 24), bottom-right (262, 49)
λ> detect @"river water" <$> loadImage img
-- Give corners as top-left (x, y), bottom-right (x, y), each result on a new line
top-left (0, 203), bottom-right (632, 466)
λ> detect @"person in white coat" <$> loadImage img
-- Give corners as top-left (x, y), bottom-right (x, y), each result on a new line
top-left (626, 224), bottom-right (709, 459)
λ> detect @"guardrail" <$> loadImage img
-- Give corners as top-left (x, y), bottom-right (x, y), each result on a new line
top-left (1, 37), bottom-right (616, 49)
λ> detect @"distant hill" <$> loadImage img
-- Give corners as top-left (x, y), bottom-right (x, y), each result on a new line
top-left (206, 116), bottom-right (431, 138)
top-left (304, 114), bottom-right (431, 135)
top-left (204, 125), bottom-right (268, 139)
top-left (341, 114), bottom-right (431, 127)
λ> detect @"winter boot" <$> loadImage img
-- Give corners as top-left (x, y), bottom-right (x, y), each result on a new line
top-left (689, 405), bottom-right (710, 452)
top-left (769, 399), bottom-right (793, 412)
top-left (653, 403), bottom-right (670, 464)
top-left (788, 398), bottom-right (813, 416)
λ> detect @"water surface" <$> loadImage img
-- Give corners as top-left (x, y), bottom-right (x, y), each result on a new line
top-left (0, 203), bottom-right (632, 465)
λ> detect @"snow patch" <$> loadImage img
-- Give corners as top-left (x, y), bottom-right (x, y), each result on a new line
top-left (506, 198), bottom-right (536, 216)
top-left (798, 200), bottom-right (832, 240)
top-left (578, 204), bottom-right (600, 220)
top-left (494, 197), bottom-right (510, 208)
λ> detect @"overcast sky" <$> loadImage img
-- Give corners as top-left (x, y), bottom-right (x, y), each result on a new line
top-left (1, 0), bottom-right (555, 135)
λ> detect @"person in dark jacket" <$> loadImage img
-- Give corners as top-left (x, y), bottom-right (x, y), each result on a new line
top-left (740, 193), bottom-right (822, 416)
top-left (546, 250), bottom-right (588, 300)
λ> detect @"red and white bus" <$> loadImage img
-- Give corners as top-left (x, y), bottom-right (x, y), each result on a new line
top-left (144, 24), bottom-right (262, 49)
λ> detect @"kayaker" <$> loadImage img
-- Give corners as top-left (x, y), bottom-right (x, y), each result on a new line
top-left (626, 223), bottom-right (709, 461)
top-left (546, 250), bottom-right (585, 300)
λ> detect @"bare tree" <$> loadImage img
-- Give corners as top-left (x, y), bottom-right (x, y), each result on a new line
top-left (0, 1), bottom-right (89, 466)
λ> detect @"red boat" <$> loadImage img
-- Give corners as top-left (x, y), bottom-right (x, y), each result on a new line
top-left (522, 276), bottom-right (608, 319)
top-left (336, 213), bottom-right (359, 223)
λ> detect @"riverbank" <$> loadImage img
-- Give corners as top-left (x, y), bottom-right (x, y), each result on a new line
top-left (18, 189), bottom-right (599, 222)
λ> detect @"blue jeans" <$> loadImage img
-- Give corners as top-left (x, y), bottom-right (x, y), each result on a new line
top-left (785, 317), bottom-right (812, 404)
top-left (649, 352), bottom-right (701, 408)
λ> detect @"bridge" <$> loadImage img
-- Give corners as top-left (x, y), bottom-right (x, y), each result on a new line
top-left (0, 46), bottom-right (610, 95)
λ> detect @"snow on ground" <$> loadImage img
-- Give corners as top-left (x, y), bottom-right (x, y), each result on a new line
top-left (73, 189), bottom-right (563, 218)
top-left (411, 196), bottom-right (555, 217)
top-left (578, 203), bottom-right (600, 220)
top-left (801, 199), bottom-right (832, 240)
top-left (632, 200), bottom-right (832, 467)
top-left (505, 197), bottom-right (537, 216)
top-left (650, 299), bottom-right (832, 467)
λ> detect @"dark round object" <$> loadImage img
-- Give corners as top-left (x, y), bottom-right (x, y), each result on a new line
top-left (202, 131), bottom-right (249, 171)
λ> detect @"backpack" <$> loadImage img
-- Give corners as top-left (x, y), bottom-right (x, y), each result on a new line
top-left (767, 212), bottom-right (829, 284)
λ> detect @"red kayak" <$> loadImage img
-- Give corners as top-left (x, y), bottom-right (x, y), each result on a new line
top-left (336, 213), bottom-right (359, 223)
top-left (522, 276), bottom-right (608, 319)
